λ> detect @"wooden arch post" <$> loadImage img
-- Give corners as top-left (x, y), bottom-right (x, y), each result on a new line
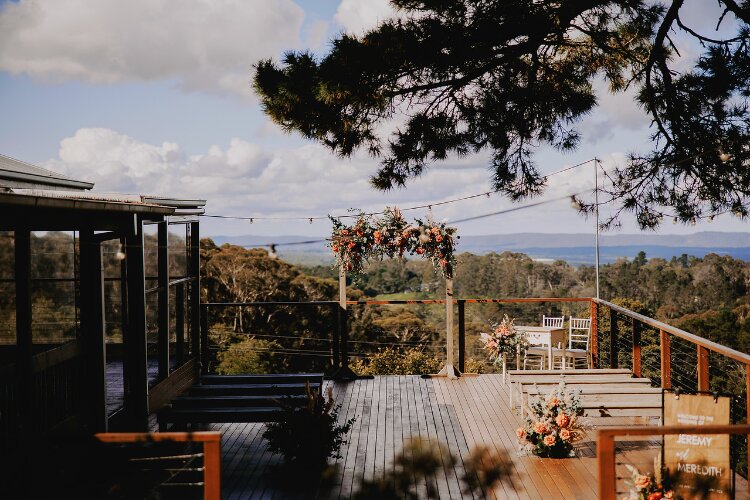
top-left (436, 277), bottom-right (459, 379)
top-left (332, 265), bottom-right (357, 381)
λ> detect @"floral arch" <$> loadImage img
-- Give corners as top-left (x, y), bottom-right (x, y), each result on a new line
top-left (329, 208), bottom-right (460, 378)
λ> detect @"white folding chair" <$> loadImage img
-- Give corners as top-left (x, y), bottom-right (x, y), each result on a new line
top-left (554, 317), bottom-right (592, 369)
top-left (522, 316), bottom-right (564, 369)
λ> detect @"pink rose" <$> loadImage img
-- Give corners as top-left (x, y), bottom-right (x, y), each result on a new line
top-left (647, 493), bottom-right (663, 500)
top-left (548, 397), bottom-right (560, 408)
top-left (543, 434), bottom-right (556, 447)
top-left (559, 428), bottom-right (571, 441)
top-left (635, 475), bottom-right (651, 490)
top-left (555, 413), bottom-right (570, 428)
top-left (516, 428), bottom-right (526, 440)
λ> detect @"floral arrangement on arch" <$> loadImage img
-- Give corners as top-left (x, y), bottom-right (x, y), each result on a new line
top-left (622, 455), bottom-right (680, 500)
top-left (329, 213), bottom-right (375, 275)
top-left (328, 207), bottom-right (457, 279)
top-left (517, 382), bottom-right (589, 458)
top-left (479, 314), bottom-right (528, 361)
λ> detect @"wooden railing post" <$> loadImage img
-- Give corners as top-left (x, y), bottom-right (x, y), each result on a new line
top-left (631, 319), bottom-right (642, 378)
top-left (597, 431), bottom-right (616, 500)
top-left (697, 345), bottom-right (709, 392)
top-left (204, 435), bottom-right (222, 500)
top-left (331, 302), bottom-right (340, 372)
top-left (660, 330), bottom-right (671, 389)
top-left (609, 308), bottom-right (618, 369)
top-left (458, 300), bottom-right (466, 373)
top-left (590, 300), bottom-right (599, 368)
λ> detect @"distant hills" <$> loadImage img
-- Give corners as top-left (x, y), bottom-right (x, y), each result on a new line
top-left (211, 231), bottom-right (750, 265)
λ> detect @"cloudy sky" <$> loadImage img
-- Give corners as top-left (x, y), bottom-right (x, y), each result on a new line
top-left (0, 0), bottom-right (746, 239)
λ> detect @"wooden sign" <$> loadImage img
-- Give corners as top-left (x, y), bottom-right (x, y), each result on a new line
top-left (664, 393), bottom-right (731, 499)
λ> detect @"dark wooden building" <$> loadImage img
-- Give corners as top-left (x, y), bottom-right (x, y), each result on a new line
top-left (0, 154), bottom-right (205, 444)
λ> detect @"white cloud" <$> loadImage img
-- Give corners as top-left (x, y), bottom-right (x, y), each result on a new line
top-left (334, 0), bottom-right (397, 34)
top-left (0, 0), bottom-right (306, 98)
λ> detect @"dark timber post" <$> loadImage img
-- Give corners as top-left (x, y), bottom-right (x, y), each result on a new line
top-left (188, 222), bottom-right (202, 373)
top-left (458, 299), bottom-right (466, 373)
top-left (175, 283), bottom-right (185, 366)
top-left (124, 215), bottom-right (149, 431)
top-left (79, 229), bottom-right (108, 432)
top-left (697, 345), bottom-right (710, 392)
top-left (609, 308), bottom-right (618, 369)
top-left (157, 221), bottom-right (170, 380)
top-left (631, 318), bottom-right (642, 378)
top-left (331, 302), bottom-right (340, 373)
top-left (14, 228), bottom-right (33, 434)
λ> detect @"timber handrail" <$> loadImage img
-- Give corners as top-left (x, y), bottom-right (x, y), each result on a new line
top-left (95, 431), bottom-right (221, 500)
top-left (597, 425), bottom-right (750, 500)
top-left (593, 297), bottom-right (750, 365)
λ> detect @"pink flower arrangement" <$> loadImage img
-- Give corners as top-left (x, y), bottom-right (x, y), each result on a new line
top-left (479, 315), bottom-right (528, 361)
top-left (518, 383), bottom-right (588, 458)
top-left (622, 455), bottom-right (681, 500)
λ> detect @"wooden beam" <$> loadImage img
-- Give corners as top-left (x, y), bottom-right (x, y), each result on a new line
top-left (660, 329), bottom-right (671, 389)
top-left (458, 299), bottom-right (465, 373)
top-left (590, 300), bottom-right (599, 368)
top-left (189, 222), bottom-right (202, 371)
top-left (597, 429), bottom-right (617, 500)
top-left (157, 221), bottom-right (170, 381)
top-left (14, 228), bottom-right (33, 434)
top-left (175, 283), bottom-right (185, 365)
top-left (124, 216), bottom-right (149, 431)
top-left (631, 319), bottom-right (642, 378)
top-left (609, 308), bottom-right (618, 369)
top-left (78, 229), bottom-right (107, 431)
top-left (697, 345), bottom-right (709, 392)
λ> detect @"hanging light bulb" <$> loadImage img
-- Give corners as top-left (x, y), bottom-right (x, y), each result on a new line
top-left (569, 195), bottom-right (581, 210)
top-left (708, 215), bottom-right (715, 223)
top-left (719, 151), bottom-right (731, 163)
top-left (267, 244), bottom-right (278, 259)
top-left (249, 218), bottom-right (254, 224)
top-left (672, 217), bottom-right (678, 224)
top-left (309, 218), bottom-right (314, 224)
top-left (115, 243), bottom-right (126, 261)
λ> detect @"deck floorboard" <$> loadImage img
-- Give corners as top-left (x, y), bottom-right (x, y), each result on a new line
top-left (211, 374), bottom-right (747, 499)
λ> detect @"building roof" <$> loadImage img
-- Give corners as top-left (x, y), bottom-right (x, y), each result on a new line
top-left (0, 154), bottom-right (94, 191)
top-left (0, 154), bottom-right (206, 216)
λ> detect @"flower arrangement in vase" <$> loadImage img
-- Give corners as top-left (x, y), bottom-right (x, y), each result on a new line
top-left (517, 382), bottom-right (589, 458)
top-left (479, 314), bottom-right (528, 362)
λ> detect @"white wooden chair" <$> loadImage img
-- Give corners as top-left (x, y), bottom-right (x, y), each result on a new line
top-left (553, 317), bottom-right (592, 369)
top-left (522, 315), bottom-right (564, 369)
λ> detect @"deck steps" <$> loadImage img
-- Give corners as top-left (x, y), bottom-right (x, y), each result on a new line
top-left (158, 373), bottom-right (323, 428)
top-left (508, 369), bottom-right (662, 419)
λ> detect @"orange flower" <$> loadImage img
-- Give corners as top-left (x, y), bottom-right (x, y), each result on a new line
top-left (555, 413), bottom-right (570, 428)
top-left (543, 434), bottom-right (556, 447)
top-left (341, 229), bottom-right (349, 236)
top-left (435, 234), bottom-right (443, 242)
top-left (440, 259), bottom-right (448, 267)
top-left (431, 227), bottom-right (440, 234)
top-left (373, 230), bottom-right (382, 244)
top-left (348, 242), bottom-right (356, 250)
top-left (516, 428), bottom-right (526, 440)
top-left (356, 229), bottom-right (363, 237)
top-left (559, 428), bottom-right (571, 441)
top-left (634, 475), bottom-right (651, 490)
top-left (332, 245), bottom-right (340, 253)
top-left (533, 422), bottom-right (547, 434)
top-left (416, 247), bottom-right (424, 255)
top-left (647, 493), bottom-right (663, 500)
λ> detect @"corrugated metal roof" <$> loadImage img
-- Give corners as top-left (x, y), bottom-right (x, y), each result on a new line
top-left (0, 154), bottom-right (94, 190)
top-left (7, 188), bottom-right (205, 214)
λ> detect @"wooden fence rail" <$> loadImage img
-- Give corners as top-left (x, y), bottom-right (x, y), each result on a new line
top-left (597, 425), bottom-right (750, 500)
top-left (95, 431), bottom-right (221, 500)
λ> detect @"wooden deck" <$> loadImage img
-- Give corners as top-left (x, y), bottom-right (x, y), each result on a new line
top-left (210, 374), bottom-right (747, 499)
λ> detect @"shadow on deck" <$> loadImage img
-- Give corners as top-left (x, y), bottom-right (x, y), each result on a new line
top-left (209, 374), bottom-right (736, 499)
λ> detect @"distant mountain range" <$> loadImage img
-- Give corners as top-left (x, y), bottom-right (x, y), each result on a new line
top-left (210, 231), bottom-right (750, 265)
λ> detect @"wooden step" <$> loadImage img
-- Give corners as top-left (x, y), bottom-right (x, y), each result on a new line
top-left (580, 400), bottom-right (662, 418)
top-left (169, 395), bottom-right (307, 409)
top-left (511, 375), bottom-right (647, 384)
top-left (200, 373), bottom-right (323, 385)
top-left (508, 369), bottom-right (632, 376)
top-left (160, 407), bottom-right (284, 424)
top-left (526, 385), bottom-right (660, 396)
top-left (188, 382), bottom-right (320, 397)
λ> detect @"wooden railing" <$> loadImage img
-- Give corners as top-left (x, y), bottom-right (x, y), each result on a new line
top-left (95, 431), bottom-right (221, 500)
top-left (597, 425), bottom-right (750, 500)
top-left (592, 297), bottom-right (750, 481)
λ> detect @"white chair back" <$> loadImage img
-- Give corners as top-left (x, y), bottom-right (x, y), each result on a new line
top-left (542, 315), bottom-right (564, 328)
top-left (568, 317), bottom-right (592, 350)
